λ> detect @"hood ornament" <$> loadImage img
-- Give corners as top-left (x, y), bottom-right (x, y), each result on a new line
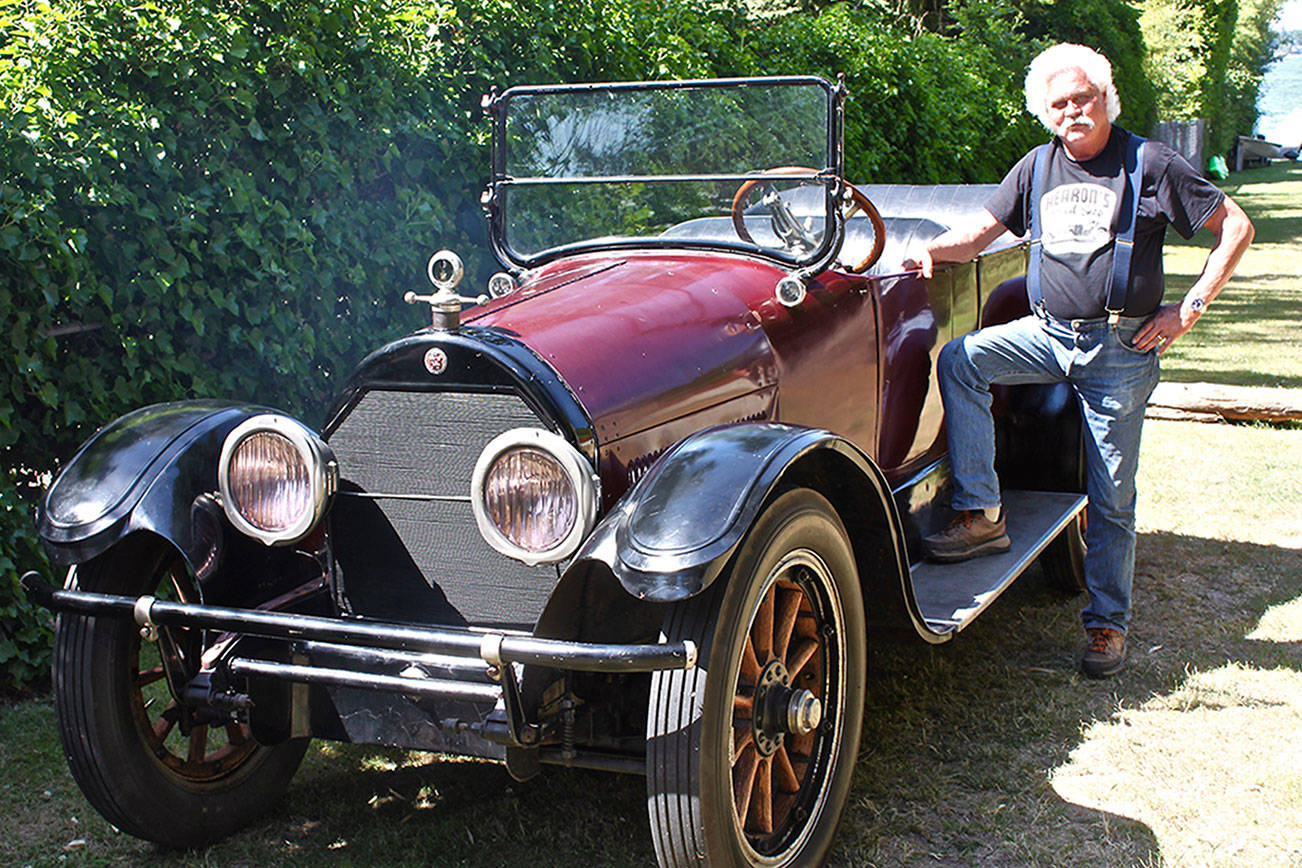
top-left (404, 250), bottom-right (488, 331)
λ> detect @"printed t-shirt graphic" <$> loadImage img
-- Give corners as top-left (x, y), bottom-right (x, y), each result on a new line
top-left (1040, 183), bottom-right (1117, 257)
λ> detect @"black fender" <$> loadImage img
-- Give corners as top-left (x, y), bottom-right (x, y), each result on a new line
top-left (566, 424), bottom-right (917, 630)
top-left (37, 400), bottom-right (277, 570)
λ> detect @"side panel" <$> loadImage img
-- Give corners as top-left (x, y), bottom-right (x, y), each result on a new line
top-left (977, 244), bottom-right (1029, 320)
top-left (764, 272), bottom-right (880, 455)
top-left (874, 265), bottom-right (961, 479)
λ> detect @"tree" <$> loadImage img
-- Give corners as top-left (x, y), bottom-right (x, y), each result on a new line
top-left (1141, 0), bottom-right (1283, 154)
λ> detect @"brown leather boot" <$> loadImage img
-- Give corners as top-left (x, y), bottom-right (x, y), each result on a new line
top-left (922, 509), bottom-right (1010, 563)
top-left (1080, 627), bottom-right (1127, 678)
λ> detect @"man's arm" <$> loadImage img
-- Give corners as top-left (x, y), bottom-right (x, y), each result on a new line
top-left (902, 209), bottom-right (1009, 278)
top-left (1131, 195), bottom-right (1255, 354)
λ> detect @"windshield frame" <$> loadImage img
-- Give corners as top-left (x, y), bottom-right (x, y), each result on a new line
top-left (481, 76), bottom-right (848, 274)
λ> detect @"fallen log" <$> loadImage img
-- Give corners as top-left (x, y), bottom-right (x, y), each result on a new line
top-left (1146, 381), bottom-right (1302, 424)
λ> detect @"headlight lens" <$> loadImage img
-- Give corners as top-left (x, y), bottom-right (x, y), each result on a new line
top-left (472, 429), bottom-right (598, 565)
top-left (227, 432), bottom-right (312, 533)
top-left (482, 447), bottom-right (578, 552)
top-left (219, 415), bottom-right (335, 545)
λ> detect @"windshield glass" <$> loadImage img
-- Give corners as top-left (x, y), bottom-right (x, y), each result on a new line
top-left (491, 78), bottom-right (840, 268)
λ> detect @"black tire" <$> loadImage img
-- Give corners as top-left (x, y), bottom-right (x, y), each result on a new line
top-left (1039, 511), bottom-right (1087, 594)
top-left (647, 489), bottom-right (867, 868)
top-left (1038, 435), bottom-right (1088, 595)
top-left (53, 538), bottom-right (308, 848)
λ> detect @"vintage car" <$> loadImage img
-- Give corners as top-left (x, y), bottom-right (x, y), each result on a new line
top-left (25, 76), bottom-right (1087, 867)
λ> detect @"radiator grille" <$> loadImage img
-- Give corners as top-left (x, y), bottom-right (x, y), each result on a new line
top-left (327, 390), bottom-right (561, 629)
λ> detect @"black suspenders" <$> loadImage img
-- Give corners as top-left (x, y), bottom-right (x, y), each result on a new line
top-left (1026, 132), bottom-right (1146, 323)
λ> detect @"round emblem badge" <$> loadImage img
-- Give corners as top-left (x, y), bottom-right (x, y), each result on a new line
top-left (423, 347), bottom-right (448, 375)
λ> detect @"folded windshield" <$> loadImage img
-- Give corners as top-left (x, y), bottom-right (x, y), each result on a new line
top-left (487, 77), bottom-right (843, 269)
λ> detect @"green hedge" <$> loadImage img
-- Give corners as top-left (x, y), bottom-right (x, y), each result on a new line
top-left (0, 0), bottom-right (1134, 690)
top-left (757, 5), bottom-right (1042, 183)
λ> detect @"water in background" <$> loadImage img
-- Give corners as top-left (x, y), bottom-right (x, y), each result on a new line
top-left (1256, 51), bottom-right (1302, 146)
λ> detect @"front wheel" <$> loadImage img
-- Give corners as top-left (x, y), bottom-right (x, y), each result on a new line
top-left (53, 538), bottom-right (307, 848)
top-left (647, 489), bottom-right (867, 868)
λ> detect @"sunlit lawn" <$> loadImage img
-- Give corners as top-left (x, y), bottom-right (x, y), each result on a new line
top-left (1159, 161), bottom-right (1302, 388)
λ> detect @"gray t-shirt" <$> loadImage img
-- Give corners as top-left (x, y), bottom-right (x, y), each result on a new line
top-left (985, 126), bottom-right (1225, 318)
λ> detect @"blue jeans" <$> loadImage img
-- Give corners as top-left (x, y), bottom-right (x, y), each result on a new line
top-left (937, 311), bottom-right (1161, 633)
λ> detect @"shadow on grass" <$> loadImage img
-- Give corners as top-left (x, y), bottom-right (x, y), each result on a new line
top-left (213, 534), bottom-right (1296, 867)
top-left (9, 534), bottom-right (1297, 867)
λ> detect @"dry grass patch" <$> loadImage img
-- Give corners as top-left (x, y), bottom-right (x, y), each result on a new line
top-left (1044, 419), bottom-right (1302, 868)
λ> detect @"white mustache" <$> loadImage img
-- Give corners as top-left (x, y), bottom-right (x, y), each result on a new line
top-left (1058, 114), bottom-right (1095, 135)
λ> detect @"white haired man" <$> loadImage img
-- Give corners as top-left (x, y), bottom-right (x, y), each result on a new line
top-left (906, 43), bottom-right (1254, 677)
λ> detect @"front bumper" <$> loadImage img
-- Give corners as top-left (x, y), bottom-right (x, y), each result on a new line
top-left (23, 573), bottom-right (695, 749)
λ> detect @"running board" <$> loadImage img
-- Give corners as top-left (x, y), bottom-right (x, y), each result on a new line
top-left (910, 490), bottom-right (1086, 635)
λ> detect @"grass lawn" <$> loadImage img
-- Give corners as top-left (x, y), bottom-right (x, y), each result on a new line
top-left (1159, 160), bottom-right (1302, 389)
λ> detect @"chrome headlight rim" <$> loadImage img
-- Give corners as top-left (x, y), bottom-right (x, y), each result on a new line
top-left (217, 414), bottom-right (336, 546)
top-left (471, 427), bottom-right (599, 566)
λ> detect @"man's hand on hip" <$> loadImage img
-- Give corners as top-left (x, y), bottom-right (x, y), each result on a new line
top-left (1132, 302), bottom-right (1201, 354)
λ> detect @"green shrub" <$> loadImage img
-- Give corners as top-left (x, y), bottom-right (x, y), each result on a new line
top-left (0, 485), bottom-right (53, 692)
top-left (757, 3), bottom-right (1044, 183)
top-left (2, 0), bottom-right (459, 691)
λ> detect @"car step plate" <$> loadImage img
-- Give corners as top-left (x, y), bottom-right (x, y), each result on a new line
top-left (910, 489), bottom-right (1087, 635)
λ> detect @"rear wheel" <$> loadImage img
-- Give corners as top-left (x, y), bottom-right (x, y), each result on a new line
top-left (53, 538), bottom-right (307, 848)
top-left (1039, 437), bottom-right (1088, 595)
top-left (1040, 511), bottom-right (1087, 594)
top-left (647, 489), bottom-right (866, 867)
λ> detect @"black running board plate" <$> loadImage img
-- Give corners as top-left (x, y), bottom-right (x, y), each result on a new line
top-left (909, 490), bottom-right (1087, 635)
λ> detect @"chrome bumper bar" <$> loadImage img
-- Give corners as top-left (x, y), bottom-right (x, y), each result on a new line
top-left (23, 575), bottom-right (696, 675)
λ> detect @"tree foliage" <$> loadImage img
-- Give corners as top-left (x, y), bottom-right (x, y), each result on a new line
top-left (1016, 0), bottom-right (1158, 135)
top-left (754, 4), bottom-right (1038, 182)
top-left (1225, 0), bottom-right (1287, 144)
top-left (1141, 0), bottom-right (1283, 154)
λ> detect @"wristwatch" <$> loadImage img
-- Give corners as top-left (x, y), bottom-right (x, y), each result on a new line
top-left (1188, 297), bottom-right (1206, 314)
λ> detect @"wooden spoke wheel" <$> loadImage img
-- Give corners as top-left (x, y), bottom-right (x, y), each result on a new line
top-left (648, 489), bottom-right (867, 867)
top-left (53, 539), bottom-right (306, 848)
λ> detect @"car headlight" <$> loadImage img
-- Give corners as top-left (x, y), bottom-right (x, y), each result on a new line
top-left (471, 428), bottom-right (598, 566)
top-left (218, 415), bottom-right (337, 546)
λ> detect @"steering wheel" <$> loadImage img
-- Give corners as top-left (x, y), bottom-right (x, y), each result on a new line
top-left (730, 166), bottom-right (886, 274)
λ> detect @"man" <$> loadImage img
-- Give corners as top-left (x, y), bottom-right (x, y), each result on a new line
top-left (907, 43), bottom-right (1254, 677)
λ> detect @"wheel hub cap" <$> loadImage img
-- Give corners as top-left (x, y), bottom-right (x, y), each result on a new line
top-left (786, 688), bottom-right (822, 736)
top-left (753, 657), bottom-right (822, 755)
top-left (753, 659), bottom-right (791, 756)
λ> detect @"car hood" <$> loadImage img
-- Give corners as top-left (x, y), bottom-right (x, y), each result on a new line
top-left (464, 251), bottom-right (783, 443)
